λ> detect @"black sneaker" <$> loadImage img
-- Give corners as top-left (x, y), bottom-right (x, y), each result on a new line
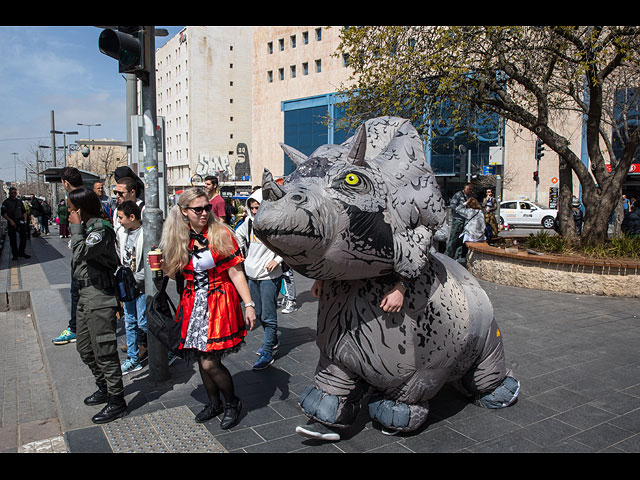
top-left (220, 399), bottom-right (242, 429)
top-left (295, 420), bottom-right (341, 441)
top-left (195, 404), bottom-right (224, 423)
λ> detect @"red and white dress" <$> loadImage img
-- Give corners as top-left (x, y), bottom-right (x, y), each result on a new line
top-left (176, 227), bottom-right (246, 356)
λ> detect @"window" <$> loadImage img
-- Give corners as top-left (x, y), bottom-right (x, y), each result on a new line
top-left (315, 59), bottom-right (322, 73)
top-left (290, 65), bottom-right (296, 78)
top-left (279, 68), bottom-right (284, 81)
top-left (302, 62), bottom-right (308, 75)
top-left (303, 31), bottom-right (309, 44)
top-left (267, 70), bottom-right (273, 83)
top-left (268, 41), bottom-right (273, 54)
top-left (315, 28), bottom-right (322, 41)
top-left (290, 35), bottom-right (296, 48)
top-left (279, 38), bottom-right (284, 51)
top-left (283, 105), bottom-right (330, 175)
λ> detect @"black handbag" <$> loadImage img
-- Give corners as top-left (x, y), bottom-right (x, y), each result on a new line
top-left (146, 276), bottom-right (183, 357)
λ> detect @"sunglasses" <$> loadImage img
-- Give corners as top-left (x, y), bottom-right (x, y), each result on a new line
top-left (114, 190), bottom-right (131, 197)
top-left (185, 204), bottom-right (212, 214)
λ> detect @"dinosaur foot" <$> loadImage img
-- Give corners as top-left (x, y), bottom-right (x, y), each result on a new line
top-left (295, 420), bottom-right (341, 442)
top-left (475, 376), bottom-right (520, 409)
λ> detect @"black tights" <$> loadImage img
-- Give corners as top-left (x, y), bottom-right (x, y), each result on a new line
top-left (198, 354), bottom-right (237, 407)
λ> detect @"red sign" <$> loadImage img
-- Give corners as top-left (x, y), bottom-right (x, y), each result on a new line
top-left (605, 163), bottom-right (640, 173)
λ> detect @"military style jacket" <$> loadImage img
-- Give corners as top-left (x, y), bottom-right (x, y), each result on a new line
top-left (70, 216), bottom-right (119, 309)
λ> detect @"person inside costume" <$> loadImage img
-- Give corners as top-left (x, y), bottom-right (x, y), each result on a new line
top-left (158, 187), bottom-right (256, 429)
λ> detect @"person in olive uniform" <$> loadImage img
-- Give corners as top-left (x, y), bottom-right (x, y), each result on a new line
top-left (68, 187), bottom-right (127, 424)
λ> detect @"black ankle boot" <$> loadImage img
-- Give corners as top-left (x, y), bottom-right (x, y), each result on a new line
top-left (195, 403), bottom-right (224, 423)
top-left (84, 385), bottom-right (108, 406)
top-left (220, 399), bottom-right (242, 430)
top-left (91, 394), bottom-right (127, 424)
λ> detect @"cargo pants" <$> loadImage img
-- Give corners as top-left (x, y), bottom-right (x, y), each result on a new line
top-left (75, 285), bottom-right (124, 396)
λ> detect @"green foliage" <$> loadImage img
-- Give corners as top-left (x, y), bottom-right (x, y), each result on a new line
top-left (525, 231), bottom-right (571, 254)
top-left (582, 234), bottom-right (640, 259)
top-left (525, 231), bottom-right (640, 259)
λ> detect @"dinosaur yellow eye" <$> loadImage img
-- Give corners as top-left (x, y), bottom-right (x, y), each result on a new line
top-left (345, 173), bottom-right (360, 185)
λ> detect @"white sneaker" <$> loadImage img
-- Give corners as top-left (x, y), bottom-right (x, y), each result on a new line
top-left (281, 300), bottom-right (298, 314)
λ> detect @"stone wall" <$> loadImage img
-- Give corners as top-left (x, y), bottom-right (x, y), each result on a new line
top-left (467, 243), bottom-right (640, 298)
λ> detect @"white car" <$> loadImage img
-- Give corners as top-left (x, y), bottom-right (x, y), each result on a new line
top-left (499, 200), bottom-right (557, 229)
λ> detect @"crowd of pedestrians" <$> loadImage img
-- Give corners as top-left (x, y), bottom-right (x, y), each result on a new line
top-left (2, 168), bottom-right (296, 428)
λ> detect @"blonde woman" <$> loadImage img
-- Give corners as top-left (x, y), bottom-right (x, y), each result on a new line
top-left (159, 187), bottom-right (256, 429)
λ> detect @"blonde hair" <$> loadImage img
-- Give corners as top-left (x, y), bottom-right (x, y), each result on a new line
top-left (159, 187), bottom-right (237, 277)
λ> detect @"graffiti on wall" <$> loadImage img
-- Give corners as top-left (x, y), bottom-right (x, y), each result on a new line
top-left (194, 143), bottom-right (251, 181)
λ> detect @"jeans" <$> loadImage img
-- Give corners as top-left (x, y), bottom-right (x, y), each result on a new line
top-left (7, 224), bottom-right (27, 257)
top-left (123, 293), bottom-right (147, 361)
top-left (248, 277), bottom-right (281, 356)
top-left (282, 268), bottom-right (296, 301)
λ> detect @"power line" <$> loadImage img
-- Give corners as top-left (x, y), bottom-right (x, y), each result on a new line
top-left (0, 136), bottom-right (49, 142)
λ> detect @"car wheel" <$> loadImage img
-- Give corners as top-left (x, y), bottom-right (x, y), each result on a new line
top-left (542, 216), bottom-right (554, 229)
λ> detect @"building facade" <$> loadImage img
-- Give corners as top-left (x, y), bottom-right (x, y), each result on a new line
top-left (251, 26), bottom-right (353, 181)
top-left (156, 26), bottom-right (253, 194)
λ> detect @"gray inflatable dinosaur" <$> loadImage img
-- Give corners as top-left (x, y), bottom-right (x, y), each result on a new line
top-left (253, 116), bottom-right (519, 440)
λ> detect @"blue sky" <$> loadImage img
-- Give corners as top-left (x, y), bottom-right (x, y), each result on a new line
top-left (0, 25), bottom-right (183, 183)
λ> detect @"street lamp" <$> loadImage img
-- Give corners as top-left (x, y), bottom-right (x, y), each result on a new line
top-left (77, 123), bottom-right (101, 140)
top-left (12, 152), bottom-right (18, 185)
top-left (50, 130), bottom-right (79, 167)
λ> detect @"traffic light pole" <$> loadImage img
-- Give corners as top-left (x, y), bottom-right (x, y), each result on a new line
top-left (98, 25), bottom-right (169, 381)
top-left (139, 26), bottom-right (169, 382)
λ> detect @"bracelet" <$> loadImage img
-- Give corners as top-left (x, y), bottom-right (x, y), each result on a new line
top-left (245, 301), bottom-right (255, 308)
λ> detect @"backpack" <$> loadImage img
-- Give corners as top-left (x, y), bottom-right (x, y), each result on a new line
top-left (146, 276), bottom-right (183, 357)
top-left (114, 266), bottom-right (139, 302)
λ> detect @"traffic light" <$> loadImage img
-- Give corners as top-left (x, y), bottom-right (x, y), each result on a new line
top-left (99, 26), bottom-right (146, 77)
top-left (533, 171), bottom-right (539, 183)
top-left (535, 138), bottom-right (545, 160)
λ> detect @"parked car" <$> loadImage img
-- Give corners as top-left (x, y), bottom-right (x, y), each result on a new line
top-left (499, 200), bottom-right (557, 229)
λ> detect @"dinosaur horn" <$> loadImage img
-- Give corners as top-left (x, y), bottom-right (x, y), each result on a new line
top-left (346, 124), bottom-right (367, 166)
top-left (262, 168), bottom-right (286, 201)
top-left (280, 143), bottom-right (308, 166)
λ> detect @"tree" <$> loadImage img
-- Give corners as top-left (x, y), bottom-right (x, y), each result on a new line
top-left (336, 26), bottom-right (640, 246)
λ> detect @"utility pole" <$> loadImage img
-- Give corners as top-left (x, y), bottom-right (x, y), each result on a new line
top-left (50, 111), bottom-right (58, 208)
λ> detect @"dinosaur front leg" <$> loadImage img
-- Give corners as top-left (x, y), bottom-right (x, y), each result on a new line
top-left (296, 354), bottom-right (368, 440)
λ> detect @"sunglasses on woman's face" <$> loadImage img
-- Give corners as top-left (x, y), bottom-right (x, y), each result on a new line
top-left (186, 204), bottom-right (212, 214)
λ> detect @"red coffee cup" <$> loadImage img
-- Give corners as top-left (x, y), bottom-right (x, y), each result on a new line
top-left (148, 249), bottom-right (163, 270)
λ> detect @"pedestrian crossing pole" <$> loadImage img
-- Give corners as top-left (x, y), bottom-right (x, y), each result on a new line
top-left (98, 25), bottom-right (170, 381)
top-left (139, 26), bottom-right (169, 382)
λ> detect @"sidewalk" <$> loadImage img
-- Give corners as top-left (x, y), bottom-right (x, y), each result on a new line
top-left (1, 223), bottom-right (640, 453)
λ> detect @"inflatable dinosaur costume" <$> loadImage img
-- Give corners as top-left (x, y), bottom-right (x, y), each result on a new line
top-left (253, 117), bottom-right (519, 440)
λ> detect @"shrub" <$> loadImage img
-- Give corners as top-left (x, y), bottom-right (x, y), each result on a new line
top-left (525, 231), bottom-right (640, 259)
top-left (525, 231), bottom-right (571, 254)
